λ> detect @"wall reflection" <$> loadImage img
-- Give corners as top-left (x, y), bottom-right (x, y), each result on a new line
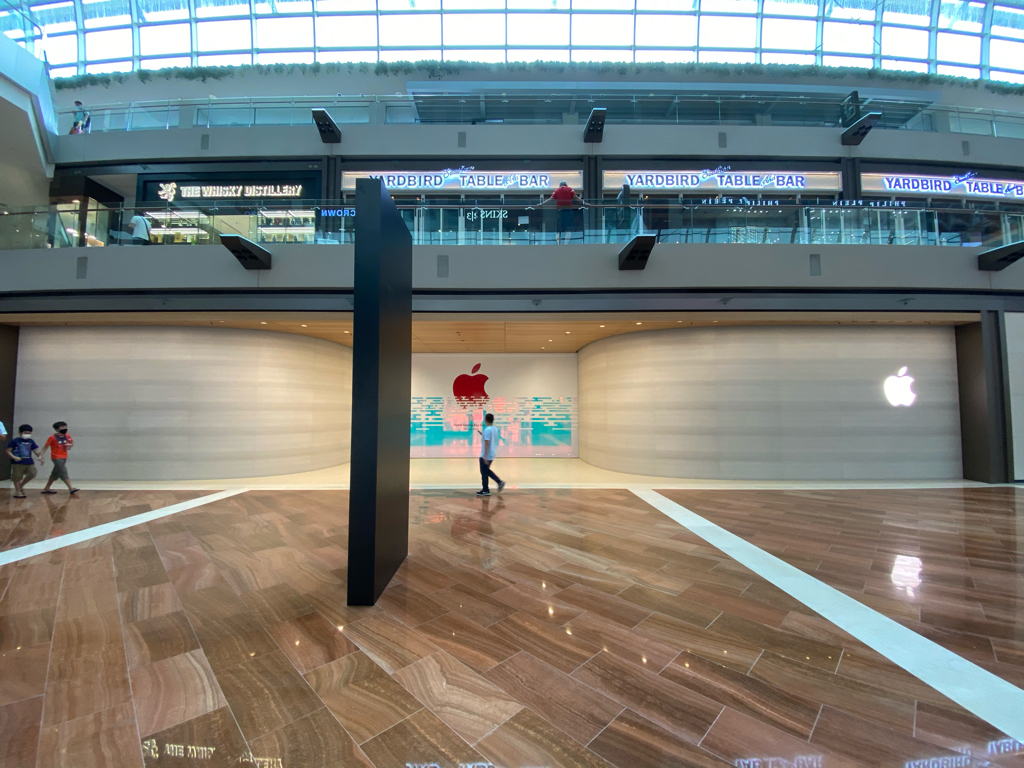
top-left (891, 554), bottom-right (923, 597)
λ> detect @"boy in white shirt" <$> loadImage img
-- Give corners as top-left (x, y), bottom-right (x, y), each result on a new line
top-left (477, 413), bottom-right (505, 497)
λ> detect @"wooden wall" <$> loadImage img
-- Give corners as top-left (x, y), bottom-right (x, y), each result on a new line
top-left (14, 326), bottom-right (352, 481)
top-left (578, 326), bottom-right (963, 481)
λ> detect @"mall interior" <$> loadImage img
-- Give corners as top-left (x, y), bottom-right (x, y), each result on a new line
top-left (1, 2), bottom-right (1024, 766)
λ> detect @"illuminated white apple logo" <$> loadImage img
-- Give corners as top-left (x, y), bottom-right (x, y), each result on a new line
top-left (884, 367), bottom-right (916, 407)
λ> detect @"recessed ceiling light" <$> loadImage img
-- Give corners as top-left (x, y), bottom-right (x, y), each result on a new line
top-left (636, 322), bottom-right (642, 325)
top-left (599, 325), bottom-right (605, 328)
top-left (301, 324), bottom-right (307, 327)
top-left (565, 331), bottom-right (570, 334)
top-left (677, 320), bottom-right (682, 323)
top-left (218, 320), bottom-right (224, 323)
top-left (260, 321), bottom-right (267, 325)
top-left (549, 339), bottom-right (552, 342)
top-left (541, 346), bottom-right (545, 349)
top-left (344, 330), bottom-right (350, 334)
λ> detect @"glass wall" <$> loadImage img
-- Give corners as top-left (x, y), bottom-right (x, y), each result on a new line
top-left (5, 0), bottom-right (1022, 84)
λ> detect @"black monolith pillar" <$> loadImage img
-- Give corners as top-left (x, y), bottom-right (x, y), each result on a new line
top-left (347, 178), bottom-right (413, 605)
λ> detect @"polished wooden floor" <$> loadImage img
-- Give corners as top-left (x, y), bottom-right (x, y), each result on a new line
top-left (0, 487), bottom-right (1020, 768)
top-left (0, 491), bottom-right (208, 552)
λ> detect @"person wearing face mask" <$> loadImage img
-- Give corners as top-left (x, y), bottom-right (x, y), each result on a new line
top-left (6, 424), bottom-right (43, 499)
top-left (40, 421), bottom-right (78, 495)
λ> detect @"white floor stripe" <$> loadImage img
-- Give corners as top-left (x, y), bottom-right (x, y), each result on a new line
top-left (632, 488), bottom-right (1024, 743)
top-left (0, 488), bottom-right (249, 568)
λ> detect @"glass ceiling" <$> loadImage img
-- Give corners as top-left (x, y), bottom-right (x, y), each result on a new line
top-left (1, 0), bottom-right (1021, 83)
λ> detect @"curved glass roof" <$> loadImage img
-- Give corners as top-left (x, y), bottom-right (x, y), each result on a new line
top-left (1, 0), bottom-right (1022, 84)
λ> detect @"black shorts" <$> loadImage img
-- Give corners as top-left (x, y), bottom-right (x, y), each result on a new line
top-left (557, 208), bottom-right (574, 232)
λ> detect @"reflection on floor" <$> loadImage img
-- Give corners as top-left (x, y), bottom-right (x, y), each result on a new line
top-left (0, 457), bottom-right (995, 491)
top-left (0, 491), bottom-right (210, 552)
top-left (0, 488), bottom-right (1020, 768)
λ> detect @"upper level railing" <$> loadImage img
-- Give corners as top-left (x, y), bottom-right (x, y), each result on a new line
top-left (55, 92), bottom-right (1024, 141)
top-left (2, 201), bottom-right (1021, 252)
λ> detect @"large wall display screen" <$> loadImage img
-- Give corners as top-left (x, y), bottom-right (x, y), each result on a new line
top-left (411, 353), bottom-right (578, 458)
top-left (603, 169), bottom-right (842, 193)
top-left (343, 169), bottom-right (582, 193)
top-left (862, 173), bottom-right (1024, 200)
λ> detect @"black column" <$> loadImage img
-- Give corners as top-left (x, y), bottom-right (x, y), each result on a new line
top-left (0, 325), bottom-right (18, 482)
top-left (347, 178), bottom-right (413, 606)
top-left (955, 310), bottom-right (1014, 483)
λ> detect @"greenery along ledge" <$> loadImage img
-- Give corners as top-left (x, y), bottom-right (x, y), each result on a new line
top-left (53, 59), bottom-right (1024, 96)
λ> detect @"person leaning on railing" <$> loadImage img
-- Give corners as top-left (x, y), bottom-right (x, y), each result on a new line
top-left (529, 180), bottom-right (586, 245)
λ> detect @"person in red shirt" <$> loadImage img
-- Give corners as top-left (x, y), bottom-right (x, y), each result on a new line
top-left (40, 420), bottom-right (79, 495)
top-left (536, 180), bottom-right (585, 244)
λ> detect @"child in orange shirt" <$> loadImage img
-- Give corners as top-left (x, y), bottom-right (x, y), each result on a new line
top-left (40, 421), bottom-right (78, 495)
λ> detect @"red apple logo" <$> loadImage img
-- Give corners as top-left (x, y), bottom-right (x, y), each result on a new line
top-left (453, 363), bottom-right (489, 404)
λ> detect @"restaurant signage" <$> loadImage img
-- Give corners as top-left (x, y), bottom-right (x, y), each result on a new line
top-left (861, 172), bottom-right (1024, 199)
top-left (341, 168), bottom-right (582, 192)
top-left (603, 169), bottom-right (842, 193)
top-left (155, 182), bottom-right (304, 202)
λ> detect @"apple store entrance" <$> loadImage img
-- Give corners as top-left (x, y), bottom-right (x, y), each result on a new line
top-left (1, 310), bottom-right (975, 487)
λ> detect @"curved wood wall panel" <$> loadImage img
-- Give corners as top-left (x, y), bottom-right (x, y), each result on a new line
top-left (14, 326), bottom-right (352, 480)
top-left (578, 326), bottom-right (962, 480)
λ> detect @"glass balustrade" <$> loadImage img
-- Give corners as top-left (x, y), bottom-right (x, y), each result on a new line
top-left (54, 94), bottom-right (1024, 140)
top-left (1, 202), bottom-right (1020, 251)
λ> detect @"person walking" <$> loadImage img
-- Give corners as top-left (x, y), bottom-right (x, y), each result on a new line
top-left (477, 413), bottom-right (505, 497)
top-left (70, 101), bottom-right (90, 134)
top-left (40, 421), bottom-right (78, 495)
top-left (129, 212), bottom-right (152, 245)
top-left (533, 180), bottom-right (585, 244)
top-left (6, 424), bottom-right (43, 499)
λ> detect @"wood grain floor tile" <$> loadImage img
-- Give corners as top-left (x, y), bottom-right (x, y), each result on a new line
top-left (0, 696), bottom-right (43, 768)
top-left (661, 651), bottom-right (820, 739)
top-left (633, 612), bottom-right (762, 673)
top-left (554, 584), bottom-right (652, 628)
top-left (186, 609), bottom-right (279, 672)
top-left (750, 651), bottom-right (916, 734)
top-left (417, 612), bottom-right (521, 674)
top-left (246, 707), bottom-right (375, 768)
top-left (303, 583), bottom-right (382, 629)
top-left (123, 611), bottom-right (199, 669)
top-left (266, 610), bottom-right (359, 674)
top-left (140, 706), bottom-right (247, 768)
top-left (0, 608), bottom-right (55, 652)
top-left (476, 708), bottom-right (614, 768)
top-left (484, 651), bottom-right (623, 744)
top-left (589, 709), bottom-right (732, 768)
top-left (810, 706), bottom-right (965, 768)
top-left (572, 651), bottom-right (723, 744)
top-left (0, 643), bottom-right (50, 706)
top-left (913, 701), bottom-right (1018, 759)
top-left (376, 582), bottom-right (450, 627)
top-left (43, 645), bottom-right (133, 726)
top-left (489, 612), bottom-right (600, 674)
top-left (343, 612), bottom-right (440, 674)
top-left (166, 563), bottom-right (227, 594)
top-left (709, 614), bottom-right (842, 672)
top-left (494, 562), bottom-right (576, 593)
top-left (118, 583), bottom-right (182, 623)
top-left (700, 706), bottom-right (861, 768)
top-left (239, 583), bottom-right (313, 626)
top-left (304, 651), bottom-right (422, 744)
top-left (566, 612), bottom-right (679, 672)
top-left (130, 649), bottom-right (226, 737)
top-left (37, 703), bottom-right (142, 768)
top-left (360, 708), bottom-right (486, 768)
top-left (616, 584), bottom-right (722, 628)
top-left (394, 651), bottom-right (523, 743)
top-left (1, 581), bottom-right (62, 616)
top-left (490, 583), bottom-right (585, 626)
top-left (433, 583), bottom-right (518, 628)
top-left (547, 563), bottom-right (632, 595)
top-left (214, 649), bottom-right (322, 740)
top-left (393, 562), bottom-right (456, 594)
